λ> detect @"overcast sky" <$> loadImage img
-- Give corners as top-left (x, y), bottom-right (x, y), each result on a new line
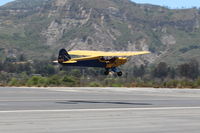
top-left (0, 0), bottom-right (200, 9)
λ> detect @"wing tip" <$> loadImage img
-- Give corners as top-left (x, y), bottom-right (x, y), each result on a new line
top-left (145, 51), bottom-right (151, 54)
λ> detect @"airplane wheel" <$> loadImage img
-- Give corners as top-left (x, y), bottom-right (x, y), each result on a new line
top-left (117, 71), bottom-right (123, 76)
top-left (104, 71), bottom-right (109, 75)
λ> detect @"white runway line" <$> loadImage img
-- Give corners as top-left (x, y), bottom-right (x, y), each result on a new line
top-left (0, 107), bottom-right (200, 113)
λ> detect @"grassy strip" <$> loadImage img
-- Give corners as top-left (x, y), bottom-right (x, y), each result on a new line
top-left (1, 75), bottom-right (199, 88)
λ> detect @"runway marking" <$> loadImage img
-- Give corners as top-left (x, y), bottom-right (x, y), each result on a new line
top-left (0, 107), bottom-right (200, 113)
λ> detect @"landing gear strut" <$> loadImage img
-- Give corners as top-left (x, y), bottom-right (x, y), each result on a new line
top-left (104, 67), bottom-right (123, 76)
top-left (104, 71), bottom-right (109, 75)
top-left (104, 68), bottom-right (110, 75)
top-left (112, 67), bottom-right (123, 77)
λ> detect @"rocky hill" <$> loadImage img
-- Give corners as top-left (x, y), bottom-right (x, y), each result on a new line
top-left (0, 0), bottom-right (200, 66)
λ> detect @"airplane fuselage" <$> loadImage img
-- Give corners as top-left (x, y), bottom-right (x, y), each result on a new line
top-left (59, 57), bottom-right (127, 68)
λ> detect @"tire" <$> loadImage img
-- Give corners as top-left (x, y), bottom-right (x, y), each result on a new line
top-left (117, 71), bottom-right (123, 76)
top-left (104, 71), bottom-right (109, 75)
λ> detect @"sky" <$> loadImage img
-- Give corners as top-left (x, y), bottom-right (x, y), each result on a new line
top-left (0, 0), bottom-right (14, 6)
top-left (132, 0), bottom-right (200, 9)
top-left (0, 0), bottom-right (200, 9)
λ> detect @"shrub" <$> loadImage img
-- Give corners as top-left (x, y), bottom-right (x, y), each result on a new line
top-left (89, 82), bottom-right (101, 87)
top-left (61, 76), bottom-right (77, 86)
top-left (8, 78), bottom-right (20, 86)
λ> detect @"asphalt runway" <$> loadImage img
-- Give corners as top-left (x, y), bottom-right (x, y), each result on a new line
top-left (0, 87), bottom-right (200, 133)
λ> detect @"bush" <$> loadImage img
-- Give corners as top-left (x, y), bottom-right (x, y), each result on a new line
top-left (61, 76), bottom-right (77, 86)
top-left (196, 78), bottom-right (200, 86)
top-left (89, 82), bottom-right (101, 87)
top-left (8, 78), bottom-right (20, 86)
top-left (164, 80), bottom-right (179, 88)
top-left (26, 76), bottom-right (47, 87)
top-left (46, 75), bottom-right (61, 86)
top-left (111, 83), bottom-right (123, 87)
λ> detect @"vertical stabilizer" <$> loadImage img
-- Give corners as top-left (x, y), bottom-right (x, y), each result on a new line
top-left (58, 49), bottom-right (71, 63)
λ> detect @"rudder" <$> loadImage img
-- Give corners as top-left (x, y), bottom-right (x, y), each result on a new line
top-left (58, 49), bottom-right (71, 63)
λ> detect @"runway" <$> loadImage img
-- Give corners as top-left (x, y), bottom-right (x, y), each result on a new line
top-left (0, 87), bottom-right (200, 133)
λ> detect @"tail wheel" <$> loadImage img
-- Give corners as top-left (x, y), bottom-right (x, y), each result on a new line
top-left (104, 71), bottom-right (109, 75)
top-left (117, 71), bottom-right (123, 76)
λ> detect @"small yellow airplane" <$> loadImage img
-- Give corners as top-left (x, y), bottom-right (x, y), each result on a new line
top-left (56, 49), bottom-right (150, 76)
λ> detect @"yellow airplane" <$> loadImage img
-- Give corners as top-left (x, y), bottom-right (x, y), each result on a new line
top-left (56, 49), bottom-right (150, 76)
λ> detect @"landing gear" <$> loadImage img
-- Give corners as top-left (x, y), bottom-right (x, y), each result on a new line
top-left (104, 68), bottom-right (110, 75)
top-left (117, 71), bottom-right (123, 77)
top-left (104, 67), bottom-right (123, 76)
top-left (104, 71), bottom-right (109, 75)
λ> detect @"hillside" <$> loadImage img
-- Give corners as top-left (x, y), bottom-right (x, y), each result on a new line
top-left (0, 0), bottom-right (200, 66)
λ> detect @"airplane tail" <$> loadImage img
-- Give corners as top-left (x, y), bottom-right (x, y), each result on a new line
top-left (58, 49), bottom-right (71, 63)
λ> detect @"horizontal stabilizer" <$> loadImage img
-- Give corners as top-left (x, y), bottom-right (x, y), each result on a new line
top-left (53, 60), bottom-right (58, 63)
top-left (62, 61), bottom-right (77, 64)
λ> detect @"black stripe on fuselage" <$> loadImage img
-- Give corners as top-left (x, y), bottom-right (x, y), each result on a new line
top-left (61, 59), bottom-right (107, 68)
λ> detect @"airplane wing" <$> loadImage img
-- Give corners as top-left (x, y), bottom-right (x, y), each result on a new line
top-left (68, 50), bottom-right (150, 57)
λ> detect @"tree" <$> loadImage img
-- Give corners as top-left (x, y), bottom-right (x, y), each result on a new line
top-left (188, 60), bottom-right (199, 79)
top-left (153, 62), bottom-right (168, 79)
top-left (168, 67), bottom-right (176, 79)
top-left (18, 54), bottom-right (26, 62)
top-left (133, 65), bottom-right (145, 78)
top-left (33, 61), bottom-right (56, 76)
top-left (0, 60), bottom-right (3, 71)
top-left (178, 60), bottom-right (199, 79)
